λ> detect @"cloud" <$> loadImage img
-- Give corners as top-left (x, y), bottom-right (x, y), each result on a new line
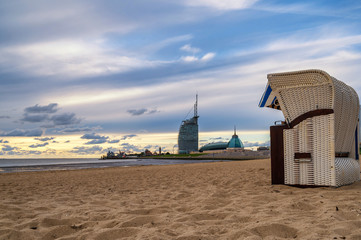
top-left (180, 44), bottom-right (200, 53)
top-left (108, 139), bottom-right (120, 144)
top-left (59, 127), bottom-right (94, 133)
top-left (181, 56), bottom-right (198, 62)
top-left (120, 143), bottom-right (142, 152)
top-left (28, 150), bottom-right (43, 155)
top-left (181, 52), bottom-right (215, 62)
top-left (21, 113), bottom-right (48, 123)
top-left (81, 133), bottom-right (109, 140)
top-left (0, 2), bottom-right (202, 80)
top-left (29, 142), bottom-right (49, 148)
top-left (19, 104), bottom-right (81, 129)
top-left (50, 113), bottom-right (81, 126)
top-left (127, 108), bottom-right (147, 116)
top-left (2, 145), bottom-right (18, 151)
top-left (143, 34), bottom-right (194, 54)
top-left (184, 0), bottom-right (258, 10)
top-left (209, 137), bottom-right (225, 141)
top-left (0, 116), bottom-right (10, 119)
top-left (243, 140), bottom-right (270, 147)
top-left (147, 109), bottom-right (160, 114)
top-left (24, 103), bottom-right (58, 113)
top-left (126, 108), bottom-right (159, 116)
top-left (263, 34), bottom-right (361, 54)
top-left (2, 40), bottom-right (158, 78)
top-left (0, 128), bottom-right (43, 136)
top-left (201, 52), bottom-right (215, 61)
top-left (121, 134), bottom-right (137, 140)
top-left (84, 139), bottom-right (108, 145)
top-left (81, 133), bottom-right (109, 144)
top-left (34, 137), bottom-right (54, 142)
top-left (0, 147), bottom-right (45, 156)
top-left (0, 146), bottom-right (57, 156)
top-left (254, 2), bottom-right (335, 17)
top-left (70, 146), bottom-right (103, 155)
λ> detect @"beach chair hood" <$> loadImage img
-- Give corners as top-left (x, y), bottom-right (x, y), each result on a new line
top-left (258, 83), bottom-right (281, 110)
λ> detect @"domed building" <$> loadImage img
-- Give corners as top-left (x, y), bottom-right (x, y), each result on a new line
top-left (199, 142), bottom-right (228, 152)
top-left (228, 128), bottom-right (244, 148)
top-left (199, 127), bottom-right (244, 152)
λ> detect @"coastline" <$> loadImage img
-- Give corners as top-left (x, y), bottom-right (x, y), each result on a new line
top-left (0, 158), bottom-right (223, 173)
top-left (1, 159), bottom-right (361, 239)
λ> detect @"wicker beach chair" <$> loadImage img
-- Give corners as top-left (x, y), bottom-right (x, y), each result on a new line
top-left (259, 69), bottom-right (360, 187)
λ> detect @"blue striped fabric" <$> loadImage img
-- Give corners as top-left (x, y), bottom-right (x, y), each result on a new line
top-left (258, 84), bottom-right (272, 107)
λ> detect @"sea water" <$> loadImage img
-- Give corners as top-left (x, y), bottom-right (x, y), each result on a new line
top-left (0, 158), bottom-right (222, 173)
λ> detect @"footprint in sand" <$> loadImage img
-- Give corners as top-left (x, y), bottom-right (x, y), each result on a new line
top-left (251, 223), bottom-right (298, 238)
top-left (120, 216), bottom-right (158, 228)
top-left (41, 225), bottom-right (78, 240)
top-left (40, 217), bottom-right (82, 228)
top-left (288, 200), bottom-right (316, 211)
top-left (333, 220), bottom-right (361, 237)
top-left (0, 229), bottom-right (28, 240)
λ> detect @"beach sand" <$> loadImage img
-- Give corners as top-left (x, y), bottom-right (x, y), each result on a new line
top-left (1, 159), bottom-right (361, 240)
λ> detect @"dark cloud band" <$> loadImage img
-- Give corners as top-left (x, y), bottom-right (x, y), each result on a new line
top-left (0, 128), bottom-right (43, 136)
top-left (25, 103), bottom-right (58, 114)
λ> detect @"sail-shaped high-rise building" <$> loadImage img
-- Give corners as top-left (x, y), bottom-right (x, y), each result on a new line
top-left (178, 95), bottom-right (199, 154)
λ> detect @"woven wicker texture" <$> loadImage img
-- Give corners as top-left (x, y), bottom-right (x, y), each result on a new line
top-left (284, 115), bottom-right (335, 186)
top-left (335, 158), bottom-right (360, 186)
top-left (333, 78), bottom-right (360, 159)
top-left (267, 69), bottom-right (360, 187)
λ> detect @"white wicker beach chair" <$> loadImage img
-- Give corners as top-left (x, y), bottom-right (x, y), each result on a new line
top-left (259, 69), bottom-right (360, 187)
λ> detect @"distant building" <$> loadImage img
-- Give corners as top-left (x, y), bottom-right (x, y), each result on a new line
top-left (144, 149), bottom-right (152, 156)
top-left (257, 146), bottom-right (269, 151)
top-left (199, 142), bottom-right (228, 152)
top-left (100, 150), bottom-right (127, 159)
top-left (199, 127), bottom-right (244, 152)
top-left (178, 95), bottom-right (199, 154)
top-left (227, 127), bottom-right (244, 149)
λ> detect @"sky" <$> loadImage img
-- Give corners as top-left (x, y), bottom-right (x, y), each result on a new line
top-left (1, 0), bottom-right (361, 158)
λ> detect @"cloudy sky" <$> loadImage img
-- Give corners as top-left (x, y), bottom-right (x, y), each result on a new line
top-left (1, 0), bottom-right (361, 157)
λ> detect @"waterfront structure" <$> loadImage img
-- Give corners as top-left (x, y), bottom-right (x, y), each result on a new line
top-left (199, 142), bottom-right (228, 152)
top-left (228, 126), bottom-right (244, 148)
top-left (199, 127), bottom-right (244, 152)
top-left (100, 150), bottom-right (127, 159)
top-left (178, 95), bottom-right (199, 154)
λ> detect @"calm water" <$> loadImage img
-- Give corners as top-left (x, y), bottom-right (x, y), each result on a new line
top-left (0, 158), bottom-right (222, 173)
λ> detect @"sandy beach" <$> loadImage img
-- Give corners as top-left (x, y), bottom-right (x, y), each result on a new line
top-left (1, 159), bottom-right (361, 240)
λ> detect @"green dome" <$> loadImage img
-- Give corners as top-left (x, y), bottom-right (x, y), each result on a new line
top-left (199, 142), bottom-right (228, 152)
top-left (227, 134), bottom-right (244, 148)
top-left (227, 127), bottom-right (244, 148)
top-left (198, 127), bottom-right (244, 152)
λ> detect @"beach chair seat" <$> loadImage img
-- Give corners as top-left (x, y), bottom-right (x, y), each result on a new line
top-left (259, 69), bottom-right (360, 187)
